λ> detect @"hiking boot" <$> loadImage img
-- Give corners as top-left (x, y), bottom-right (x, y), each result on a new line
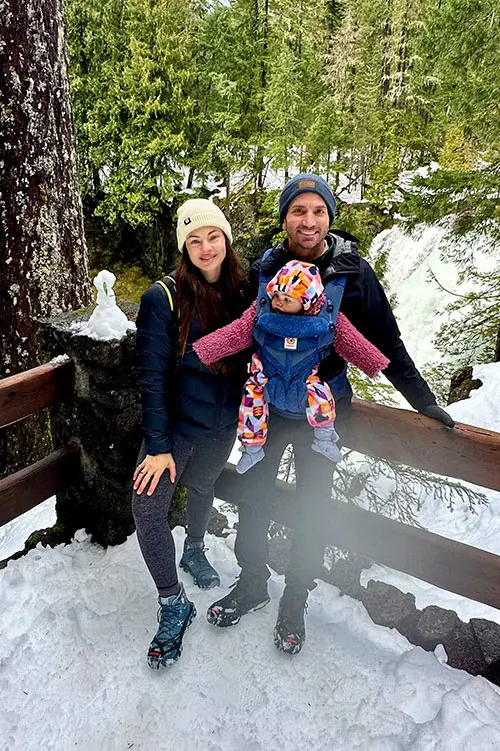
top-left (147, 583), bottom-right (196, 669)
top-left (206, 576), bottom-right (270, 627)
top-left (273, 585), bottom-right (308, 655)
top-left (180, 538), bottom-right (220, 589)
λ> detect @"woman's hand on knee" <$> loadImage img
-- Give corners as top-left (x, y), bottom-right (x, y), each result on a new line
top-left (133, 453), bottom-right (176, 496)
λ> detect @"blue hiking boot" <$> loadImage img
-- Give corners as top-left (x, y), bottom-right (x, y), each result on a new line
top-left (180, 538), bottom-right (220, 589)
top-left (147, 583), bottom-right (196, 669)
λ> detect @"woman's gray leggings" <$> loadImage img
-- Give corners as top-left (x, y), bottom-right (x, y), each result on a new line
top-left (132, 428), bottom-right (235, 596)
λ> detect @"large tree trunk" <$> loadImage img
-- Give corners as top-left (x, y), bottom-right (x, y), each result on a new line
top-left (0, 0), bottom-right (92, 478)
top-left (0, 0), bottom-right (92, 381)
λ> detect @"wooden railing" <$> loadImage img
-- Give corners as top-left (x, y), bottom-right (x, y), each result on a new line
top-left (215, 398), bottom-right (500, 610)
top-left (2, 361), bottom-right (500, 613)
top-left (0, 360), bottom-right (80, 526)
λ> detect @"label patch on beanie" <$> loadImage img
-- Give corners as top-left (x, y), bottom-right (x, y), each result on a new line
top-left (184, 217), bottom-right (192, 225)
top-left (284, 337), bottom-right (298, 350)
top-left (298, 180), bottom-right (316, 189)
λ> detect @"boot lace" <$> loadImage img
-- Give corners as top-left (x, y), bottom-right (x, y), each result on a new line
top-left (155, 599), bottom-right (187, 646)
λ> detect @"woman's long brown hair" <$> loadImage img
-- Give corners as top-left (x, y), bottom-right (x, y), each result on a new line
top-left (176, 239), bottom-right (246, 357)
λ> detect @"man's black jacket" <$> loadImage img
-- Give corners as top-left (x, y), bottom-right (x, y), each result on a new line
top-left (249, 230), bottom-right (437, 412)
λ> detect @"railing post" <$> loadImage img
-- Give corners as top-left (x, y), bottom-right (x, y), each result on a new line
top-left (39, 305), bottom-right (141, 545)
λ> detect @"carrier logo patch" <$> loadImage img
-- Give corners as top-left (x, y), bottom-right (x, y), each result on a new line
top-left (298, 180), bottom-right (316, 189)
top-left (284, 337), bottom-right (298, 350)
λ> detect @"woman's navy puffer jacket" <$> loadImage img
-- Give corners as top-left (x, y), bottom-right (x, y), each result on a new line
top-left (136, 280), bottom-right (250, 456)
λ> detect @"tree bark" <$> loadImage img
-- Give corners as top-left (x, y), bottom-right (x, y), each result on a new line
top-left (0, 0), bottom-right (92, 381)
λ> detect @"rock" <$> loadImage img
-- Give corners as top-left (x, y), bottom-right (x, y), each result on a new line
top-left (207, 507), bottom-right (230, 537)
top-left (361, 580), bottom-right (418, 633)
top-left (471, 618), bottom-right (500, 665)
top-left (442, 623), bottom-right (487, 675)
top-left (447, 366), bottom-right (482, 405)
top-left (327, 557), bottom-right (364, 600)
top-left (413, 606), bottom-right (460, 651)
top-left (483, 660), bottom-right (500, 687)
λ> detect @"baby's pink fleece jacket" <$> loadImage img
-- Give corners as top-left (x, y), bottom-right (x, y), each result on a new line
top-left (193, 300), bottom-right (390, 378)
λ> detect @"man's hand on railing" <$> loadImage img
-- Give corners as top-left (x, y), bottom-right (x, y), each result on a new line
top-left (133, 453), bottom-right (176, 496)
top-left (419, 404), bottom-right (455, 429)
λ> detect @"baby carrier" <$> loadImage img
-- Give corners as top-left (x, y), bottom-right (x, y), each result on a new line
top-left (253, 249), bottom-right (350, 419)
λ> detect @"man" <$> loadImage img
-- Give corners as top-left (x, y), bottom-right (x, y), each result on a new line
top-left (206, 173), bottom-right (454, 654)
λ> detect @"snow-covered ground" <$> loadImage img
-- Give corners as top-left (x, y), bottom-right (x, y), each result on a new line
top-left (1, 222), bottom-right (500, 749)
top-left (2, 520), bottom-right (500, 750)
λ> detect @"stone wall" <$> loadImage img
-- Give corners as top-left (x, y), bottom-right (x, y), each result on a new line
top-left (328, 557), bottom-right (500, 685)
top-left (39, 304), bottom-right (142, 546)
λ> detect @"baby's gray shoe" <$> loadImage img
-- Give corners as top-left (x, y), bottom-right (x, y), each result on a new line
top-left (311, 426), bottom-right (342, 463)
top-left (236, 445), bottom-right (265, 474)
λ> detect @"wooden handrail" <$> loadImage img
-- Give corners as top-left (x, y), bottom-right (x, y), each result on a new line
top-left (0, 444), bottom-right (81, 527)
top-left (341, 399), bottom-right (500, 492)
top-left (0, 359), bottom-right (75, 429)
top-left (215, 465), bottom-right (500, 611)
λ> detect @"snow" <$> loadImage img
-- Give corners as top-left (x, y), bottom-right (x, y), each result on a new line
top-left (2, 224), bottom-right (500, 748)
top-left (74, 270), bottom-right (136, 341)
top-left (370, 222), bottom-right (498, 370)
top-left (449, 363), bottom-right (500, 433)
top-left (49, 354), bottom-right (71, 366)
top-left (396, 162), bottom-right (441, 194)
top-left (2, 525), bottom-right (500, 750)
top-left (0, 497), bottom-right (56, 560)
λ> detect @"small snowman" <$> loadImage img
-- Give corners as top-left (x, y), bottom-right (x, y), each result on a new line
top-left (81, 270), bottom-right (135, 340)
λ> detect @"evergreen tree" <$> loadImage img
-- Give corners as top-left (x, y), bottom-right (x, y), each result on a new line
top-left (263, 0), bottom-right (329, 179)
top-left (66, 0), bottom-right (203, 227)
top-left (195, 0), bottom-right (265, 196)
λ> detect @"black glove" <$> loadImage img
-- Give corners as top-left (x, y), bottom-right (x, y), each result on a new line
top-left (419, 404), bottom-right (455, 429)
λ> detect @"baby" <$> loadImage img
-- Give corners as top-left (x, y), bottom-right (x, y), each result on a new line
top-left (194, 260), bottom-right (389, 473)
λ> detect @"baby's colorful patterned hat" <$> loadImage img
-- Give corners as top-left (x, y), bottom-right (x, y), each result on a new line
top-left (266, 260), bottom-right (324, 311)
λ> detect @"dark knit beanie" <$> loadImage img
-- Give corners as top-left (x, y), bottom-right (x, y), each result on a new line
top-left (279, 173), bottom-right (336, 225)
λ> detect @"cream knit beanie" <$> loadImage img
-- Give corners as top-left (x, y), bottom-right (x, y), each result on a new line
top-left (176, 198), bottom-right (233, 252)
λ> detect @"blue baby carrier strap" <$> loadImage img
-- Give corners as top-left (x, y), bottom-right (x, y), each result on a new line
top-left (254, 249), bottom-right (350, 416)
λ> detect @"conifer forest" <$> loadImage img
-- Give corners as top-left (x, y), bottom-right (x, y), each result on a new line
top-left (65, 0), bottom-right (499, 236)
top-left (63, 0), bottom-right (499, 360)
top-left (1, 0), bottom-right (499, 401)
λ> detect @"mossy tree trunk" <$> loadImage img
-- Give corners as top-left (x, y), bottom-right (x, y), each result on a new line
top-left (0, 0), bottom-right (91, 381)
top-left (0, 0), bottom-right (91, 475)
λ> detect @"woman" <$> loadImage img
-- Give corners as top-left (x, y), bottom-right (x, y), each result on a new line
top-left (132, 199), bottom-right (250, 669)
